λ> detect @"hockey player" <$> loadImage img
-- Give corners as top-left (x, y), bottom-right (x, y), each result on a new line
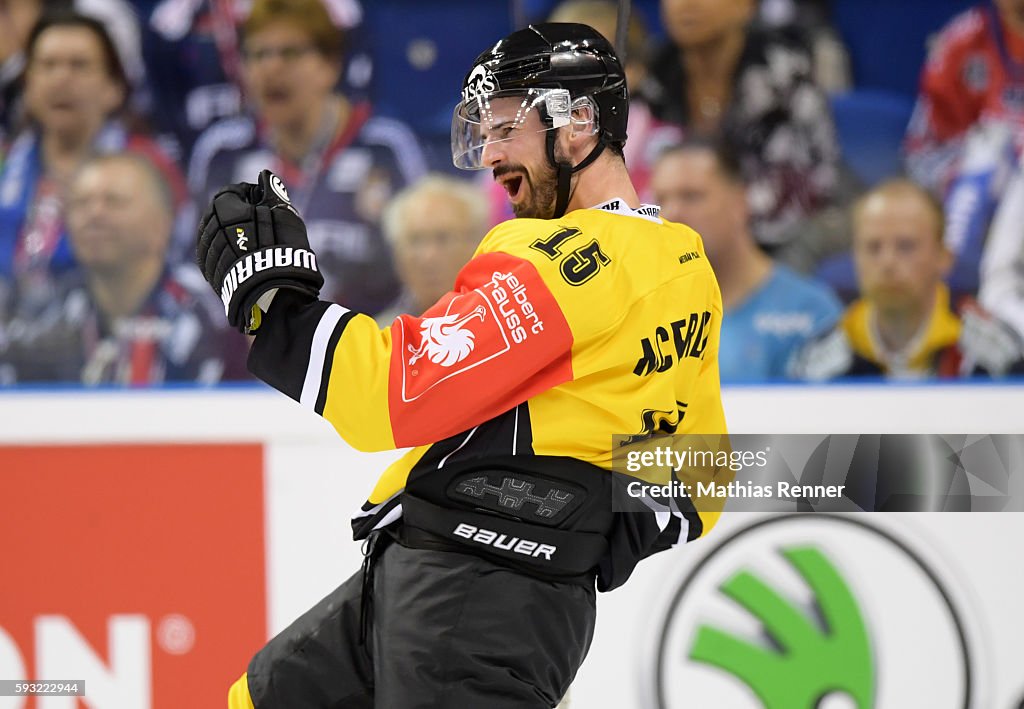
top-left (197, 23), bottom-right (728, 708)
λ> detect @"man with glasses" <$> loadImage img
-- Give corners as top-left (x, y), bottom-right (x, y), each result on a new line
top-left (188, 0), bottom-right (427, 318)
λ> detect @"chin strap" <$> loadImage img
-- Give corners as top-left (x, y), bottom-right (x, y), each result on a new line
top-left (547, 128), bottom-right (607, 218)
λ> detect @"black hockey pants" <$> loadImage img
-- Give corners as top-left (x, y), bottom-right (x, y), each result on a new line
top-left (244, 531), bottom-right (596, 708)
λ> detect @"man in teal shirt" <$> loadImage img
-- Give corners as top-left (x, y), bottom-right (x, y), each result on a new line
top-left (650, 138), bottom-right (842, 382)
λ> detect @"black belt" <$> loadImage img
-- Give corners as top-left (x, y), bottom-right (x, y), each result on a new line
top-left (399, 494), bottom-right (605, 585)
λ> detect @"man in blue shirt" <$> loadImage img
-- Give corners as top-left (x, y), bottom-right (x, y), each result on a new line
top-left (650, 138), bottom-right (842, 382)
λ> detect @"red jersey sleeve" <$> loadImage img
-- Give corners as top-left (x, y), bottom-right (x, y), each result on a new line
top-left (248, 250), bottom-right (574, 451)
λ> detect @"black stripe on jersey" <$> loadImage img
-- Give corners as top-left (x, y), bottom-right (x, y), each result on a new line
top-left (408, 403), bottom-right (536, 480)
top-left (646, 515), bottom-right (683, 557)
top-left (352, 493), bottom-right (403, 540)
top-left (598, 499), bottom-right (664, 591)
top-left (510, 403), bottom-right (535, 456)
top-left (313, 313), bottom-right (351, 416)
top-left (248, 291), bottom-right (354, 403)
top-left (677, 491), bottom-right (704, 541)
top-left (644, 499), bottom-right (702, 557)
top-left (667, 468), bottom-right (704, 542)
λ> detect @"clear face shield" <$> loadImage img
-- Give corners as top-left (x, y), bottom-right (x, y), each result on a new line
top-left (451, 87), bottom-right (574, 170)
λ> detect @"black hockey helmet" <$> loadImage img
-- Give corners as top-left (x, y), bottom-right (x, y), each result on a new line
top-left (451, 23), bottom-right (629, 217)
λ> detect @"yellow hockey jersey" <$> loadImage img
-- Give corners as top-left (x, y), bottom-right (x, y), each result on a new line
top-left (249, 199), bottom-right (728, 589)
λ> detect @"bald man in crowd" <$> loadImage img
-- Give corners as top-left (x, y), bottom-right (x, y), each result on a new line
top-left (375, 174), bottom-right (490, 324)
top-left (0, 152), bottom-right (241, 385)
top-left (790, 178), bottom-right (1023, 379)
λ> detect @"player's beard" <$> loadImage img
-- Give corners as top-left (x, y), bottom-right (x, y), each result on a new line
top-left (496, 146), bottom-right (566, 219)
top-left (512, 160), bottom-right (558, 219)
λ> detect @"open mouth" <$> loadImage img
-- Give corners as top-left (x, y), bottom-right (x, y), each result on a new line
top-left (48, 99), bottom-right (77, 112)
top-left (500, 174), bottom-right (524, 202)
top-left (262, 87), bottom-right (292, 105)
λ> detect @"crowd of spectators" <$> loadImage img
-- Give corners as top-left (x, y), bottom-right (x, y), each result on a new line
top-left (0, 0), bottom-right (1022, 386)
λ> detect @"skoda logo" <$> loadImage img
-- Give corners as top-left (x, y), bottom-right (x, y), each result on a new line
top-left (654, 515), bottom-right (982, 708)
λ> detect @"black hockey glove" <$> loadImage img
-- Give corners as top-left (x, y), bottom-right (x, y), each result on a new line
top-left (196, 169), bottom-right (324, 332)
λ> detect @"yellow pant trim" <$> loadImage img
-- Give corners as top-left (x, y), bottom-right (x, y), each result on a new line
top-left (228, 672), bottom-right (255, 709)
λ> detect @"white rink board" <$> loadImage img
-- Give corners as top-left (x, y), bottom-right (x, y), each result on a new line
top-left (2, 383), bottom-right (1023, 443)
top-left (1, 383), bottom-right (1022, 707)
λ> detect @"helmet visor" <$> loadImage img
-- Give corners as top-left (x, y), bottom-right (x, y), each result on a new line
top-left (451, 88), bottom-right (571, 170)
